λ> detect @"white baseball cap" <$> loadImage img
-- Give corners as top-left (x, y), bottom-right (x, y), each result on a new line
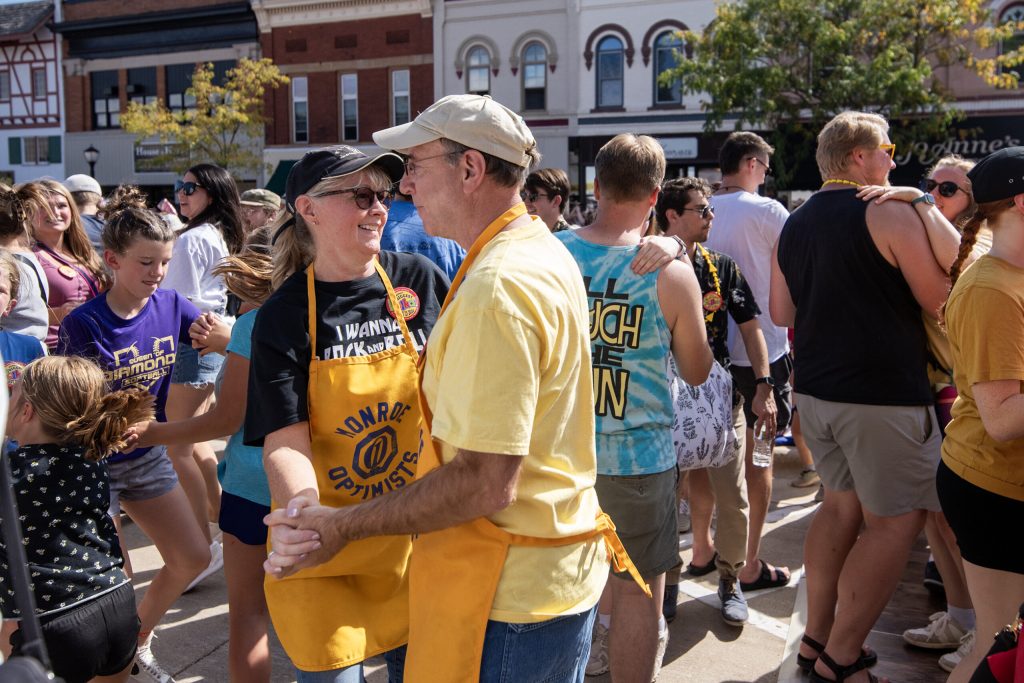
top-left (373, 94), bottom-right (537, 168)
top-left (63, 174), bottom-right (102, 195)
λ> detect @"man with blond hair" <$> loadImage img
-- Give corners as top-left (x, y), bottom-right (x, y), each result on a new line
top-left (557, 133), bottom-right (713, 682)
top-left (770, 111), bottom-right (961, 681)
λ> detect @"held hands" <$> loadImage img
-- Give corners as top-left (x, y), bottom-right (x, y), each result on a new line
top-left (190, 312), bottom-right (230, 355)
top-left (264, 495), bottom-right (348, 579)
top-left (631, 234), bottom-right (685, 275)
top-left (752, 385), bottom-right (778, 440)
top-left (857, 185), bottom-right (923, 205)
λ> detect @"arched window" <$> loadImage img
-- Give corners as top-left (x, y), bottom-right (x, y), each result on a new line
top-left (522, 42), bottom-right (547, 110)
top-left (1000, 5), bottom-right (1024, 83)
top-left (466, 46), bottom-right (491, 95)
top-left (653, 31), bottom-right (683, 105)
top-left (596, 36), bottom-right (624, 108)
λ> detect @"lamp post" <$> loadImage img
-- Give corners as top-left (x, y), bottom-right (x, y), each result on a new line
top-left (83, 145), bottom-right (99, 178)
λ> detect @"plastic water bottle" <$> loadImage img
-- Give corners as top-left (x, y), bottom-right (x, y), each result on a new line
top-left (752, 423), bottom-right (773, 468)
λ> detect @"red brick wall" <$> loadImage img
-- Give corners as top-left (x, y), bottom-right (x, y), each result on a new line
top-left (268, 15), bottom-right (431, 65)
top-left (65, 73), bottom-right (88, 132)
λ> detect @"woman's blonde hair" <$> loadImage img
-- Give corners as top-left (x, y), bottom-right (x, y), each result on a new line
top-left (27, 179), bottom-right (110, 289)
top-left (17, 356), bottom-right (155, 461)
top-left (214, 233), bottom-right (274, 306)
top-left (102, 185), bottom-right (176, 254)
top-left (928, 154), bottom-right (977, 230)
top-left (0, 182), bottom-right (50, 244)
top-left (271, 166), bottom-right (394, 289)
top-left (816, 111), bottom-right (888, 180)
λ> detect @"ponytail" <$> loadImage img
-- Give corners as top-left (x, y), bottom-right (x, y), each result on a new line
top-left (941, 199), bottom-right (1012, 324)
top-left (270, 211), bottom-right (314, 290)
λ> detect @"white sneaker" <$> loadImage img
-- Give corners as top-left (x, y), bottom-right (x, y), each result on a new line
top-left (652, 625), bottom-right (670, 682)
top-left (585, 621), bottom-right (609, 676)
top-left (903, 611), bottom-right (968, 649)
top-left (185, 540), bottom-right (224, 592)
top-left (939, 629), bottom-right (975, 673)
top-left (134, 635), bottom-right (176, 683)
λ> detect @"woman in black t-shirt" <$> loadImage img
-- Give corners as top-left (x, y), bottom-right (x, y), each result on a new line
top-left (245, 146), bottom-right (448, 681)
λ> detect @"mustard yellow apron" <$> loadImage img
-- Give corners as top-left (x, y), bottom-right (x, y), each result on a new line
top-left (406, 205), bottom-right (650, 682)
top-left (266, 262), bottom-right (420, 672)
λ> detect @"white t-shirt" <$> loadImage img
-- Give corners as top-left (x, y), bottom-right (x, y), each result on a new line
top-left (705, 190), bottom-right (790, 366)
top-left (160, 222), bottom-right (230, 314)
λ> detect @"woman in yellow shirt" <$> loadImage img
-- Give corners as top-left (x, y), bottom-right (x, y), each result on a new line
top-left (939, 146), bottom-right (1024, 683)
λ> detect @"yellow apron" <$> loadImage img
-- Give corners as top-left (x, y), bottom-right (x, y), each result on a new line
top-left (406, 205), bottom-right (650, 682)
top-left (266, 262), bottom-right (421, 672)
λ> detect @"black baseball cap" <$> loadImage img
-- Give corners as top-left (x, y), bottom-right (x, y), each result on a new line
top-left (967, 146), bottom-right (1024, 204)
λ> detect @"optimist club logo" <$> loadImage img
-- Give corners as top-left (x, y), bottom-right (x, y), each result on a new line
top-left (328, 401), bottom-right (419, 499)
top-left (352, 426), bottom-right (399, 479)
top-left (385, 287), bottom-right (421, 321)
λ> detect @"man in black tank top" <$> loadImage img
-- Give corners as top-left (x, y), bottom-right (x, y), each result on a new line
top-left (769, 111), bottom-right (961, 681)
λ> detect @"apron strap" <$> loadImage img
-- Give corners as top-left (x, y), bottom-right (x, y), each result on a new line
top-left (306, 266), bottom-right (319, 352)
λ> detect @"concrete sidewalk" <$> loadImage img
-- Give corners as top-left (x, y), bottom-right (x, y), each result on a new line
top-left (124, 446), bottom-right (952, 682)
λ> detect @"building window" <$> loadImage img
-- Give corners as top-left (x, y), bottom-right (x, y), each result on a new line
top-left (127, 67), bottom-right (157, 106)
top-left (0, 71), bottom-right (10, 102)
top-left (1000, 5), bottom-right (1024, 82)
top-left (166, 64), bottom-right (197, 114)
top-left (341, 73), bottom-right (358, 141)
top-left (392, 69), bottom-right (410, 126)
top-left (31, 68), bottom-right (46, 100)
top-left (522, 43), bottom-right (547, 111)
top-left (653, 31), bottom-right (683, 105)
top-left (596, 36), bottom-right (625, 108)
top-left (21, 136), bottom-right (59, 165)
top-left (292, 76), bottom-right (308, 144)
top-left (91, 70), bottom-right (119, 129)
top-left (466, 46), bottom-right (491, 95)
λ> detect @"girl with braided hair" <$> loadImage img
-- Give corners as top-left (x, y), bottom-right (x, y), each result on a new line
top-left (0, 182), bottom-right (51, 341)
top-left (56, 184), bottom-right (210, 683)
top-left (0, 355), bottom-right (154, 682)
top-left (938, 147), bottom-right (1024, 683)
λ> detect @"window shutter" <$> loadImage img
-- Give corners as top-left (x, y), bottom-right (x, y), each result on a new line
top-left (47, 136), bottom-right (61, 164)
top-left (8, 137), bottom-right (21, 165)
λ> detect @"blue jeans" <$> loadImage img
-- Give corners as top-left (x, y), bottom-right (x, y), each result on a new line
top-left (479, 606), bottom-right (597, 683)
top-left (295, 645), bottom-right (406, 683)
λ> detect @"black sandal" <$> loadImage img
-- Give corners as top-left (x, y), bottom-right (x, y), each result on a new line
top-left (797, 635), bottom-right (878, 673)
top-left (808, 650), bottom-right (887, 683)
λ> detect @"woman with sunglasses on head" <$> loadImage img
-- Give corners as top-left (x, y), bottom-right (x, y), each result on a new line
top-left (26, 179), bottom-right (109, 350)
top-left (162, 163), bottom-right (245, 587)
top-left (937, 147), bottom-right (1024, 683)
top-left (246, 146), bottom-right (448, 682)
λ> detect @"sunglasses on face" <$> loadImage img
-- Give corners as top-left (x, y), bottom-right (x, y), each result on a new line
top-left (520, 191), bottom-right (552, 203)
top-left (878, 143), bottom-right (896, 160)
top-left (315, 186), bottom-right (394, 210)
top-left (174, 180), bottom-right (202, 196)
top-left (681, 204), bottom-right (714, 219)
top-left (746, 156), bottom-right (772, 176)
top-left (919, 178), bottom-right (966, 198)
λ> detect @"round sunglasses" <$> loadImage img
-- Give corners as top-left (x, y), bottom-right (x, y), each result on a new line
top-left (919, 178), bottom-right (968, 198)
top-left (314, 186), bottom-right (394, 210)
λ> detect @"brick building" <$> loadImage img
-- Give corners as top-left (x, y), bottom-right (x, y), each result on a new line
top-left (251, 0), bottom-right (434, 192)
top-left (0, 0), bottom-right (64, 184)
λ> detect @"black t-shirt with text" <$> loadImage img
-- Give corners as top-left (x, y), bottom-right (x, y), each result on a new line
top-left (245, 251), bottom-right (449, 446)
top-left (692, 246), bottom-right (760, 366)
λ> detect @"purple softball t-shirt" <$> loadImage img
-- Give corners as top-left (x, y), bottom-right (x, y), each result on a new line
top-left (57, 288), bottom-right (201, 462)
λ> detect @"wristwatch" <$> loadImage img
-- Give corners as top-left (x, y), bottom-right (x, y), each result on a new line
top-left (754, 376), bottom-right (776, 387)
top-left (911, 193), bottom-right (936, 207)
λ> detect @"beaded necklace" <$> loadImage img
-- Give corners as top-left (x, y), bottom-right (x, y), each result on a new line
top-left (822, 178), bottom-right (861, 188)
top-left (696, 243), bottom-right (723, 323)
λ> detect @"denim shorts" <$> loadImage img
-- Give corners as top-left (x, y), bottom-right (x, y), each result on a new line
top-left (171, 344), bottom-right (225, 388)
top-left (106, 446), bottom-right (179, 515)
top-left (480, 606), bottom-right (596, 683)
top-left (219, 490), bottom-right (270, 546)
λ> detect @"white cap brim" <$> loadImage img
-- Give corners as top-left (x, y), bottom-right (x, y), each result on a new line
top-left (372, 120), bottom-right (441, 153)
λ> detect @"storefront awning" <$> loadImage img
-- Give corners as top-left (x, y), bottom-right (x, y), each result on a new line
top-left (266, 160), bottom-right (296, 196)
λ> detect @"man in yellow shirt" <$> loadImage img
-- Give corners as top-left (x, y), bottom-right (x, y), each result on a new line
top-left (263, 94), bottom-right (638, 681)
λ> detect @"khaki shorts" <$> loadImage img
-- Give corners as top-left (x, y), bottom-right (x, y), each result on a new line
top-left (794, 393), bottom-right (941, 517)
top-left (595, 468), bottom-right (679, 580)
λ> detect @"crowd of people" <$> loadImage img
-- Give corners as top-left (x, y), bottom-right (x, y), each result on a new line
top-left (0, 93), bottom-right (1020, 683)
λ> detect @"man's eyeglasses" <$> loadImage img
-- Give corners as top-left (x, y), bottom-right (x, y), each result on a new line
top-left (746, 157), bottom-right (772, 176)
top-left (919, 178), bottom-right (967, 199)
top-left (879, 144), bottom-right (896, 160)
top-left (314, 187), bottom-right (394, 210)
top-left (681, 204), bottom-right (715, 219)
top-left (520, 191), bottom-right (552, 203)
top-left (403, 151), bottom-right (457, 177)
top-left (174, 180), bottom-right (202, 196)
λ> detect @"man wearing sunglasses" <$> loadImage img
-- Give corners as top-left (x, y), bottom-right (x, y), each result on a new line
top-left (707, 131), bottom-right (794, 603)
top-left (522, 168), bottom-right (572, 232)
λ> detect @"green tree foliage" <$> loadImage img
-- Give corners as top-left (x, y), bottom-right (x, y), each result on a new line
top-left (122, 58), bottom-right (288, 176)
top-left (662, 0), bottom-right (1024, 187)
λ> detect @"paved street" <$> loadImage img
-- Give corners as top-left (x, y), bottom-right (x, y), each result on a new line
top-left (124, 444), bottom-right (951, 682)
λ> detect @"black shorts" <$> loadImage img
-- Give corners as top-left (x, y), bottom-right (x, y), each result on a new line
top-left (937, 459), bottom-right (1024, 574)
top-left (219, 490), bottom-right (270, 546)
top-left (10, 582), bottom-right (139, 683)
top-left (731, 354), bottom-right (793, 432)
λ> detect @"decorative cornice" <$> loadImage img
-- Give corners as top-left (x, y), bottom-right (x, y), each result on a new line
top-left (583, 24), bottom-right (635, 71)
top-left (251, 0), bottom-right (431, 32)
top-left (641, 20), bottom-right (690, 66)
